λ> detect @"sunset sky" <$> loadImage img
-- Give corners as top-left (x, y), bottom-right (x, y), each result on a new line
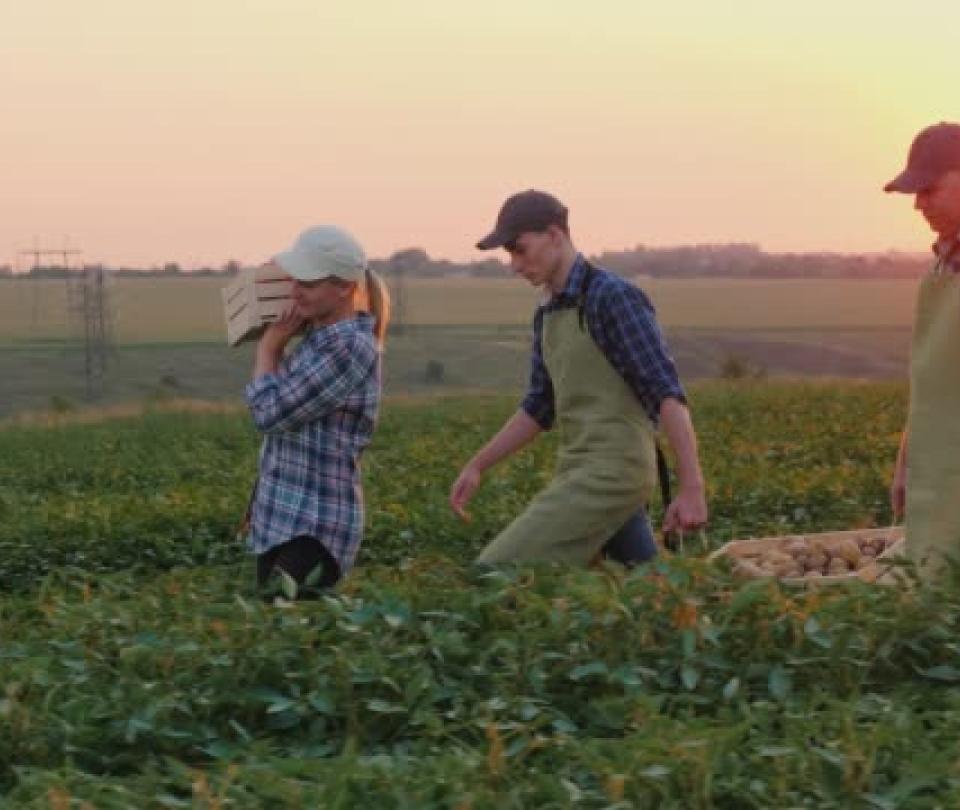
top-left (2, 1), bottom-right (957, 269)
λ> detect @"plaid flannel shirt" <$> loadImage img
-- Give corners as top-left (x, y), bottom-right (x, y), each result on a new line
top-left (244, 314), bottom-right (381, 574)
top-left (521, 255), bottom-right (685, 429)
top-left (933, 232), bottom-right (960, 274)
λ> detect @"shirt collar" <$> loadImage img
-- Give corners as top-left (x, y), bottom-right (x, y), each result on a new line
top-left (551, 253), bottom-right (589, 304)
top-left (305, 312), bottom-right (373, 341)
top-left (933, 230), bottom-right (960, 272)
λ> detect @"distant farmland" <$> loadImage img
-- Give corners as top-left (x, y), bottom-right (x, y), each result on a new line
top-left (0, 275), bottom-right (918, 419)
top-left (0, 275), bottom-right (919, 344)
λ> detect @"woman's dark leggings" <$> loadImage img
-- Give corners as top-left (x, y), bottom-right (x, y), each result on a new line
top-left (602, 508), bottom-right (658, 567)
top-left (257, 536), bottom-right (341, 595)
top-left (258, 518), bottom-right (655, 592)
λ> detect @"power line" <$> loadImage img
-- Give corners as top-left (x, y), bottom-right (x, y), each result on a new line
top-left (18, 244), bottom-right (84, 330)
top-left (18, 247), bottom-right (83, 270)
top-left (66, 265), bottom-right (114, 400)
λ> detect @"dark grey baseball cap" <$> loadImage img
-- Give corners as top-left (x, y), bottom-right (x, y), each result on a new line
top-left (885, 122), bottom-right (960, 193)
top-left (476, 189), bottom-right (569, 250)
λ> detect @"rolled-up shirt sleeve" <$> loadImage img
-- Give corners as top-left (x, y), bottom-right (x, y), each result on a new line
top-left (245, 332), bottom-right (376, 434)
top-left (520, 308), bottom-right (556, 430)
top-left (596, 283), bottom-right (686, 421)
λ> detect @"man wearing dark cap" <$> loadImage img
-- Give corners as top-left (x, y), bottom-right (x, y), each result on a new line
top-left (886, 122), bottom-right (960, 577)
top-left (449, 190), bottom-right (708, 566)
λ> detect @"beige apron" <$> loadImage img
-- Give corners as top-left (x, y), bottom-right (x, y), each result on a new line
top-left (905, 265), bottom-right (960, 577)
top-left (477, 307), bottom-right (658, 565)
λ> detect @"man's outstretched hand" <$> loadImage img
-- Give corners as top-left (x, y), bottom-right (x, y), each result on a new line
top-left (450, 463), bottom-right (482, 522)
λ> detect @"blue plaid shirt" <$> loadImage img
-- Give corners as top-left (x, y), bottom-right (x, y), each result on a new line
top-left (244, 314), bottom-right (381, 573)
top-left (933, 232), bottom-right (960, 274)
top-left (522, 255), bottom-right (685, 429)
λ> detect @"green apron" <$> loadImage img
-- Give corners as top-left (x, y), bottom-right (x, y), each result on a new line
top-left (477, 306), bottom-right (658, 565)
top-left (905, 264), bottom-right (960, 577)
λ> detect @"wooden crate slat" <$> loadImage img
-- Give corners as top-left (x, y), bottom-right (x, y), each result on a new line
top-left (221, 268), bottom-right (293, 346)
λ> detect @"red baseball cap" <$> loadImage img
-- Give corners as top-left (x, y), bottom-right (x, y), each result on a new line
top-left (885, 122), bottom-right (960, 194)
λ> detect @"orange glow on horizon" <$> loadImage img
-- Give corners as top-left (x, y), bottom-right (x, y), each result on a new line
top-left (1, 0), bottom-right (957, 268)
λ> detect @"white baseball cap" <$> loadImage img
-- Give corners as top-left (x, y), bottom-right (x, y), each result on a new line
top-left (274, 225), bottom-right (367, 283)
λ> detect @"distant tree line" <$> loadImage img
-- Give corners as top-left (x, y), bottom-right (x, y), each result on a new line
top-left (592, 243), bottom-right (929, 279)
top-left (368, 248), bottom-right (507, 279)
top-left (5, 243), bottom-right (931, 280)
top-left (11, 261), bottom-right (244, 279)
top-left (376, 244), bottom-right (930, 280)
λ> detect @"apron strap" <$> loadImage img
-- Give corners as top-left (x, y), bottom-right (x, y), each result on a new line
top-left (656, 443), bottom-right (672, 507)
top-left (576, 260), bottom-right (598, 331)
top-left (578, 259), bottom-right (674, 511)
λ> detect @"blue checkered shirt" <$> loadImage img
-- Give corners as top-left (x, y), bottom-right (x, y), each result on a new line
top-left (244, 314), bottom-right (381, 573)
top-left (933, 233), bottom-right (960, 274)
top-left (522, 255), bottom-right (686, 429)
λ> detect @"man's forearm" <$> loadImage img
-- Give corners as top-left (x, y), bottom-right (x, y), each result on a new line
top-left (659, 397), bottom-right (705, 492)
top-left (470, 409), bottom-right (543, 473)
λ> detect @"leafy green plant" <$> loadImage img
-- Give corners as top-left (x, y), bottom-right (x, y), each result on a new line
top-left (4, 383), bottom-right (959, 807)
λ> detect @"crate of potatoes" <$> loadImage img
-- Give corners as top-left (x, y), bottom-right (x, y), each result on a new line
top-left (221, 265), bottom-right (293, 346)
top-left (710, 526), bottom-right (905, 584)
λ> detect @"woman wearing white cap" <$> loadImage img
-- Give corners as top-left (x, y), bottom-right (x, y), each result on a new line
top-left (243, 225), bottom-right (390, 599)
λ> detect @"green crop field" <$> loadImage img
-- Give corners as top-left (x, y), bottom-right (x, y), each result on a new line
top-left (3, 383), bottom-right (960, 807)
top-left (0, 276), bottom-right (919, 344)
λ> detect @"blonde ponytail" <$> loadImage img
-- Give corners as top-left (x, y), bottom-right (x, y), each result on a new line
top-left (363, 267), bottom-right (391, 348)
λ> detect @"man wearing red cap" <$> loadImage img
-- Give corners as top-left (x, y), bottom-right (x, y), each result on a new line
top-left (886, 122), bottom-right (960, 576)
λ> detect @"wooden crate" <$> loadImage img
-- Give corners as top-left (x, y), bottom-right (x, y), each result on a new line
top-left (710, 526), bottom-right (906, 585)
top-left (221, 266), bottom-right (292, 346)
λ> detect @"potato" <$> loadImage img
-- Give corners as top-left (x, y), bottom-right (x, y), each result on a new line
top-left (823, 537), bottom-right (861, 567)
top-left (809, 537), bottom-right (829, 554)
top-left (805, 551), bottom-right (828, 571)
top-left (826, 558), bottom-right (851, 576)
top-left (734, 560), bottom-right (766, 578)
top-left (765, 551), bottom-right (794, 567)
top-left (785, 538), bottom-right (808, 557)
top-left (793, 553), bottom-right (812, 570)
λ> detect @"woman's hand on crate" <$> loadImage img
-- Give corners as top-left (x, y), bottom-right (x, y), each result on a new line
top-left (254, 307), bottom-right (306, 377)
top-left (260, 307), bottom-right (306, 354)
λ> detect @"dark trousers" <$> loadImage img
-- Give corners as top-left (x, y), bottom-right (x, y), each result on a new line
top-left (256, 535), bottom-right (341, 595)
top-left (602, 508), bottom-right (658, 566)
